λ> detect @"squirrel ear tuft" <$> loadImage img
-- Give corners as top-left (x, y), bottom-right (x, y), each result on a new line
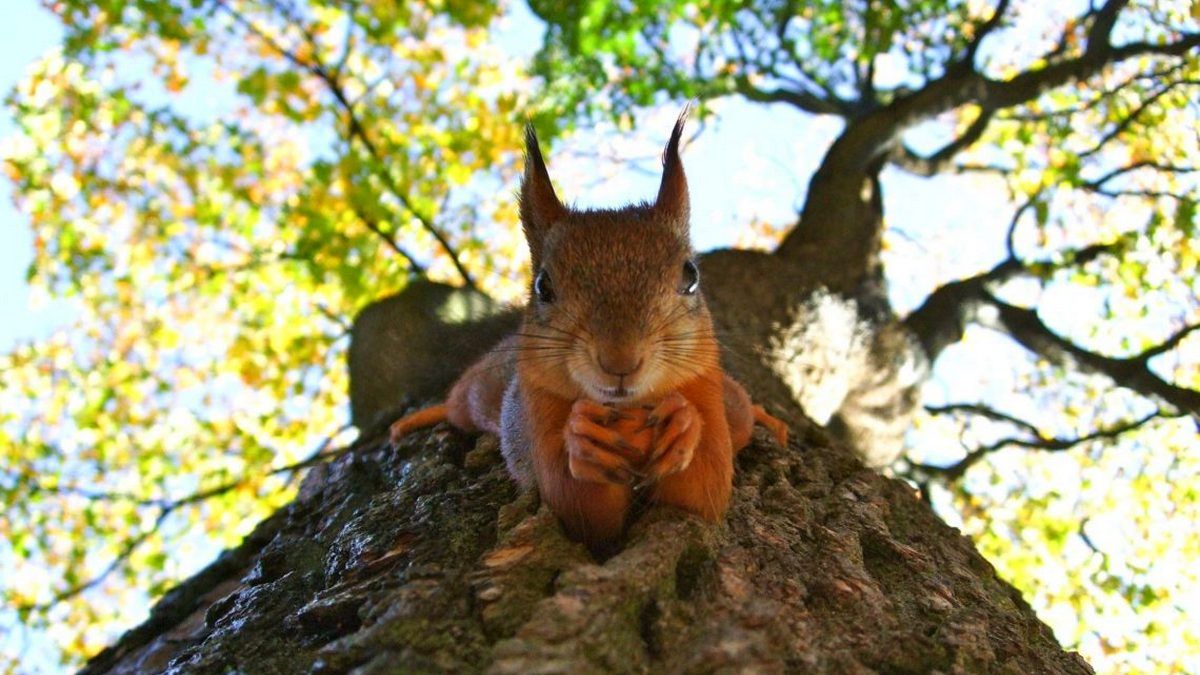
top-left (654, 105), bottom-right (691, 230)
top-left (519, 124), bottom-right (565, 267)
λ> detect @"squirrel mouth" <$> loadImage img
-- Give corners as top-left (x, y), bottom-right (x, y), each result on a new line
top-left (575, 371), bottom-right (645, 404)
top-left (594, 384), bottom-right (637, 403)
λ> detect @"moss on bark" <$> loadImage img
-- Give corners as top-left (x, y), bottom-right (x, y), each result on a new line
top-left (85, 401), bottom-right (1091, 674)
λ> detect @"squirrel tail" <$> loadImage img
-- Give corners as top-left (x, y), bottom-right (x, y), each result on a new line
top-left (389, 404), bottom-right (449, 445)
top-left (752, 405), bottom-right (789, 447)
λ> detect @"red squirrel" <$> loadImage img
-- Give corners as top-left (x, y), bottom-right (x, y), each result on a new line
top-left (390, 112), bottom-right (787, 549)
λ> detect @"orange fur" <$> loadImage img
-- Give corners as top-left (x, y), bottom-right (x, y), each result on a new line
top-left (526, 389), bottom-right (633, 546)
top-left (648, 371), bottom-right (733, 521)
top-left (388, 115), bottom-right (790, 552)
top-left (388, 404), bottom-right (448, 441)
top-left (752, 405), bottom-right (789, 447)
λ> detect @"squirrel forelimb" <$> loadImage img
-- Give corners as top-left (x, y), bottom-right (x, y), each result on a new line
top-left (388, 368), bottom-right (787, 548)
top-left (386, 114), bottom-right (789, 551)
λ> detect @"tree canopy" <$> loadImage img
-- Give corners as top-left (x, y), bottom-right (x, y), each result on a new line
top-left (1, 0), bottom-right (1197, 671)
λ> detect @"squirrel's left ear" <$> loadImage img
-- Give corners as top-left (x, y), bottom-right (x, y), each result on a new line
top-left (520, 124), bottom-right (566, 269)
top-left (654, 107), bottom-right (691, 231)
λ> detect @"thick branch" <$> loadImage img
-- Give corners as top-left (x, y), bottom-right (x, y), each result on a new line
top-left (778, 2), bottom-right (1198, 268)
top-left (902, 236), bottom-right (1200, 420)
top-left (902, 242), bottom-right (1113, 360)
top-left (980, 295), bottom-right (1200, 418)
top-left (999, 62), bottom-right (1187, 122)
top-left (905, 27), bottom-right (1198, 172)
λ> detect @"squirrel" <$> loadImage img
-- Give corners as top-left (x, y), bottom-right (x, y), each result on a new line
top-left (389, 112), bottom-right (788, 550)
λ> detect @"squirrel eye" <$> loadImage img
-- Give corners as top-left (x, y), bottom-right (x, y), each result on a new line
top-left (534, 269), bottom-right (555, 303)
top-left (679, 259), bottom-right (699, 295)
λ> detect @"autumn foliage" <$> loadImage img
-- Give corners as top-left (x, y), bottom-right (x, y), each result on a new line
top-left (1, 1), bottom-right (1198, 671)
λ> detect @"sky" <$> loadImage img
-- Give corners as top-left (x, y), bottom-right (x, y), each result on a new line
top-left (3, 0), bottom-right (1155, 671)
top-left (0, 3), bottom-right (71, 352)
top-left (0, 6), bottom-right (65, 667)
top-left (0, 3), bottom-right (1012, 666)
top-left (0, 1), bottom-right (1022, 355)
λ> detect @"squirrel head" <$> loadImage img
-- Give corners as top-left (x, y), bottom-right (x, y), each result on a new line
top-left (516, 111), bottom-right (717, 406)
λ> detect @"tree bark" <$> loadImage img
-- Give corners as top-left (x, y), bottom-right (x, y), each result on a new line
top-left (84, 315), bottom-right (1092, 674)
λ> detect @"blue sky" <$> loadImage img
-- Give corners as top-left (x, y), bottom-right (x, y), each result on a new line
top-left (2, 0), bottom-right (1126, 669)
top-left (0, 2), bottom-right (70, 352)
top-left (0, 0), bottom-right (1020, 355)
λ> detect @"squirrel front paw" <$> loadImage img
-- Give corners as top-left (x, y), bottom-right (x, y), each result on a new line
top-left (642, 392), bottom-right (702, 482)
top-left (565, 400), bottom-right (645, 485)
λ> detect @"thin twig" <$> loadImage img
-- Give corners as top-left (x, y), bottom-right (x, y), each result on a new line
top-left (211, 0), bottom-right (475, 288)
top-left (19, 425), bottom-right (355, 612)
top-left (916, 408), bottom-right (1178, 481)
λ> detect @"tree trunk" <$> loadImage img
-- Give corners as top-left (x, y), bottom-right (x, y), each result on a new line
top-left (83, 310), bottom-right (1091, 673)
top-left (83, 112), bottom-right (1087, 671)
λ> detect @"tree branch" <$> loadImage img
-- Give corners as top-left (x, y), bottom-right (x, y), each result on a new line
top-left (903, 233), bottom-right (1200, 421)
top-left (998, 62), bottom-right (1188, 122)
top-left (1134, 322), bottom-right (1200, 361)
top-left (348, 201), bottom-right (427, 274)
top-left (807, 3), bottom-right (1199, 178)
top-left (779, 1), bottom-right (1198, 268)
top-left (957, 0), bottom-right (1013, 71)
top-left (915, 407), bottom-right (1176, 481)
top-left (902, 240), bottom-right (1114, 360)
top-left (1081, 160), bottom-right (1199, 190)
top-left (978, 294), bottom-right (1200, 418)
top-left (1087, 188), bottom-right (1193, 200)
top-left (1076, 79), bottom-right (1199, 160)
top-left (890, 107), bottom-right (996, 176)
top-left (728, 17), bottom-right (848, 116)
top-left (1003, 187), bottom-right (1048, 260)
top-left (925, 402), bottom-right (1040, 437)
top-left (19, 431), bottom-right (354, 613)
top-left (855, 1), bottom-right (879, 103)
top-left (211, 0), bottom-right (476, 289)
top-left (733, 76), bottom-right (846, 116)
top-left (15, 511), bottom-right (173, 616)
top-left (978, 30), bottom-right (1200, 113)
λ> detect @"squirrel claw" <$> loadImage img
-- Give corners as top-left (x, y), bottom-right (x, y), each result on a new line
top-left (601, 466), bottom-right (634, 485)
top-left (602, 405), bottom-right (635, 425)
top-left (639, 392), bottom-right (701, 482)
top-left (615, 438), bottom-right (639, 454)
top-left (566, 428), bottom-right (639, 486)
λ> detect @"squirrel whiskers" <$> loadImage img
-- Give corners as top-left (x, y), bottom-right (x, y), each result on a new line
top-left (390, 112), bottom-right (787, 552)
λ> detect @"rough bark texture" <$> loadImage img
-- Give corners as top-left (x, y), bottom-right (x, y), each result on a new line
top-left (84, 286), bottom-right (1091, 673)
top-left (77, 5), bottom-right (1200, 669)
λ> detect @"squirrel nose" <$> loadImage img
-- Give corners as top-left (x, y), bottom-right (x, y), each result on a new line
top-left (597, 350), bottom-right (644, 378)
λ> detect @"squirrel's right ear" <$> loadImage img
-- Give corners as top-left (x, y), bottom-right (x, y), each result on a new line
top-left (654, 107), bottom-right (690, 231)
top-left (519, 125), bottom-right (565, 267)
